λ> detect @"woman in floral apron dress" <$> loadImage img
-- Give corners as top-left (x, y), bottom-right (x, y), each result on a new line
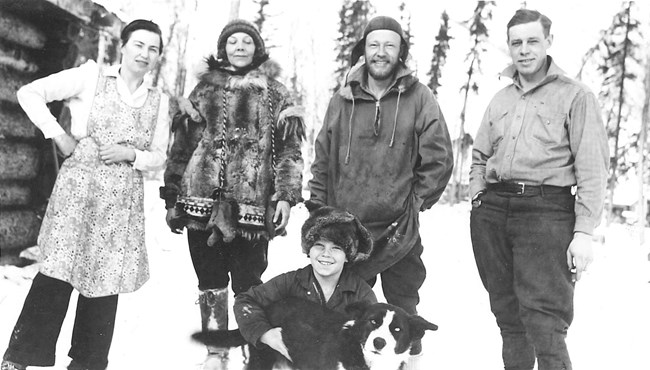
top-left (2, 20), bottom-right (169, 370)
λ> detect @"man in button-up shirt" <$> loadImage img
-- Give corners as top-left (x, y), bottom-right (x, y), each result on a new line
top-left (469, 9), bottom-right (608, 370)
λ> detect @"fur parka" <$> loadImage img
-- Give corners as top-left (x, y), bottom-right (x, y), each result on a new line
top-left (162, 59), bottom-right (305, 243)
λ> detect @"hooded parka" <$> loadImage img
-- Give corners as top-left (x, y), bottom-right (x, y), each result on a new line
top-left (309, 62), bottom-right (453, 279)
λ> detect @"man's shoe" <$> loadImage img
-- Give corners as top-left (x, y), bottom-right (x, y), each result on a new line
top-left (1, 360), bottom-right (27, 370)
top-left (68, 359), bottom-right (89, 370)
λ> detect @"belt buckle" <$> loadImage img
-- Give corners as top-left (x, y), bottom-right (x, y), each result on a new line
top-left (516, 182), bottom-right (526, 195)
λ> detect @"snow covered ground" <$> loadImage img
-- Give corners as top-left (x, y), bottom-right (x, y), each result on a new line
top-left (1, 179), bottom-right (649, 369)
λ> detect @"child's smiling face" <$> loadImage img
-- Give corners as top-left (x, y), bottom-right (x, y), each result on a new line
top-left (309, 239), bottom-right (348, 279)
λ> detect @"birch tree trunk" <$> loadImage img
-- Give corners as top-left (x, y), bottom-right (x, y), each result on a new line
top-left (639, 50), bottom-right (649, 245)
top-left (230, 0), bottom-right (241, 21)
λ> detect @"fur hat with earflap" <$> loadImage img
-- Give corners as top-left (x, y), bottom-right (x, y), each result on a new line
top-left (301, 202), bottom-right (373, 264)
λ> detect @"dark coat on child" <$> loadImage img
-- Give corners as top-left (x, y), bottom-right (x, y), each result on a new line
top-left (234, 265), bottom-right (377, 347)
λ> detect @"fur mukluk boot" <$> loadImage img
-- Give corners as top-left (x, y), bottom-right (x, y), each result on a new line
top-left (198, 288), bottom-right (229, 370)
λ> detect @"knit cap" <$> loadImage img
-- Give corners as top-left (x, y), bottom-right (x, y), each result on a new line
top-left (350, 15), bottom-right (409, 66)
top-left (216, 19), bottom-right (268, 68)
top-left (301, 205), bottom-right (373, 264)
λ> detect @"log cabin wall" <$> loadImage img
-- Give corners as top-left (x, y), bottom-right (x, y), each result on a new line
top-left (0, 0), bottom-right (123, 265)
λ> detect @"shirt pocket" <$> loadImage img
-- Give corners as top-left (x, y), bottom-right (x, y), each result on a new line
top-left (488, 111), bottom-right (508, 151)
top-left (532, 109), bottom-right (567, 146)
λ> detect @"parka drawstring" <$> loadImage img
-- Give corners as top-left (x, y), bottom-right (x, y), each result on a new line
top-left (345, 81), bottom-right (403, 163)
top-left (389, 88), bottom-right (402, 148)
top-left (345, 97), bottom-right (355, 165)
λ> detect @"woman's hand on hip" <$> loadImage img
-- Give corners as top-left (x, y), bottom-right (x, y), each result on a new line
top-left (99, 144), bottom-right (136, 165)
top-left (53, 133), bottom-right (77, 157)
top-left (273, 200), bottom-right (291, 231)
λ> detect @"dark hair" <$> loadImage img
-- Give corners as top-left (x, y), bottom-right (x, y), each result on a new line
top-left (120, 19), bottom-right (163, 54)
top-left (507, 9), bottom-right (552, 39)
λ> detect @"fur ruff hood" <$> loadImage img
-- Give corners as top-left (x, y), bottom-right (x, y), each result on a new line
top-left (338, 61), bottom-right (419, 101)
top-left (199, 56), bottom-right (284, 92)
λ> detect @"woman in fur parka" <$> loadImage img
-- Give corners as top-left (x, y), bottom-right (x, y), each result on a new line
top-left (159, 19), bottom-right (305, 369)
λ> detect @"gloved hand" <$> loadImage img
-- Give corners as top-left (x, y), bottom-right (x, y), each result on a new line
top-left (172, 96), bottom-right (202, 122)
top-left (166, 208), bottom-right (184, 234)
top-left (206, 200), bottom-right (238, 246)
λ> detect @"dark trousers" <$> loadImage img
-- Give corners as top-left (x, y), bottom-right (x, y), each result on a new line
top-left (367, 237), bottom-right (426, 315)
top-left (470, 191), bottom-right (575, 370)
top-left (3, 273), bottom-right (118, 370)
top-left (187, 229), bottom-right (269, 295)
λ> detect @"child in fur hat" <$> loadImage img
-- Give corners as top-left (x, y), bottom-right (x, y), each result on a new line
top-left (233, 204), bottom-right (377, 361)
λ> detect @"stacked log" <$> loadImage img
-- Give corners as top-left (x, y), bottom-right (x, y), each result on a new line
top-left (0, 10), bottom-right (45, 260)
top-left (0, 182), bottom-right (32, 206)
top-left (0, 2), bottom-right (123, 264)
top-left (0, 38), bottom-right (39, 74)
top-left (0, 10), bottom-right (46, 49)
top-left (0, 142), bottom-right (40, 180)
top-left (0, 66), bottom-right (32, 104)
top-left (0, 210), bottom-right (41, 257)
top-left (0, 102), bottom-right (38, 139)
top-left (0, 135), bottom-right (43, 256)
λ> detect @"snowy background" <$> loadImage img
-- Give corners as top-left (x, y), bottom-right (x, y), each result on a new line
top-left (1, 180), bottom-right (649, 369)
top-left (2, 0), bottom-right (650, 369)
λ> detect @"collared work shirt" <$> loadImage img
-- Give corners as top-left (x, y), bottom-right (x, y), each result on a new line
top-left (469, 59), bottom-right (608, 235)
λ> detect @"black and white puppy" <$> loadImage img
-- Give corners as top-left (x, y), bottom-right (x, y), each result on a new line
top-left (345, 301), bottom-right (437, 370)
top-left (193, 297), bottom-right (437, 370)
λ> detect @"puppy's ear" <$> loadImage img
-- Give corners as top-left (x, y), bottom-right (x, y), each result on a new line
top-left (408, 315), bottom-right (438, 341)
top-left (345, 301), bottom-right (372, 319)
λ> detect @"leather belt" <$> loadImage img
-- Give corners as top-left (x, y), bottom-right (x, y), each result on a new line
top-left (487, 182), bottom-right (572, 196)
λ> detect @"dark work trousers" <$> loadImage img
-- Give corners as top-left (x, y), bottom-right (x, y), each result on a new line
top-left (367, 237), bottom-right (426, 315)
top-left (470, 190), bottom-right (576, 370)
top-left (3, 273), bottom-right (118, 370)
top-left (187, 229), bottom-right (269, 295)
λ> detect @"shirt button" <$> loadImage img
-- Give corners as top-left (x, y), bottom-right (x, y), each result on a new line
top-left (512, 136), bottom-right (516, 140)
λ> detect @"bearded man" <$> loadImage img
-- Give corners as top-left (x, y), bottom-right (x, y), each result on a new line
top-left (308, 15), bottom-right (453, 366)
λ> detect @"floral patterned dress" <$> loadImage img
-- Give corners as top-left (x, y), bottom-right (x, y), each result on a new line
top-left (38, 73), bottom-right (161, 298)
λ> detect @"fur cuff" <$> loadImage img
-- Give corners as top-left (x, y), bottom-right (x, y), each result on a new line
top-left (277, 106), bottom-right (306, 141)
top-left (272, 190), bottom-right (302, 207)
